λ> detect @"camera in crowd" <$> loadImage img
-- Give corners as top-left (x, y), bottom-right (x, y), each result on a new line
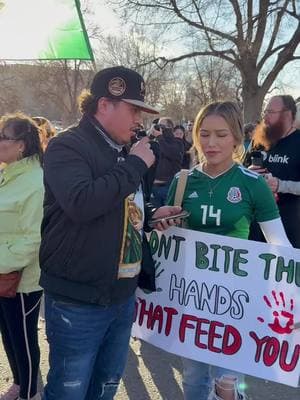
top-left (130, 125), bottom-right (160, 161)
top-left (135, 127), bottom-right (147, 139)
top-left (153, 123), bottom-right (173, 138)
top-left (250, 151), bottom-right (264, 168)
top-left (131, 125), bottom-right (156, 145)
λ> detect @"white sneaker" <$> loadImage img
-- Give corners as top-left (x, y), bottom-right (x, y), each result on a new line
top-left (0, 384), bottom-right (20, 400)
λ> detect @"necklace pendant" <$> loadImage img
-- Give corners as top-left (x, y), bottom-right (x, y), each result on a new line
top-left (208, 189), bottom-right (213, 198)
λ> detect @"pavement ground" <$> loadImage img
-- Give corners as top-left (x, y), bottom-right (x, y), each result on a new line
top-left (0, 324), bottom-right (299, 399)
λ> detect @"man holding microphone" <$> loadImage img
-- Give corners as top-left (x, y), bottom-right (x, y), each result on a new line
top-left (39, 66), bottom-right (180, 400)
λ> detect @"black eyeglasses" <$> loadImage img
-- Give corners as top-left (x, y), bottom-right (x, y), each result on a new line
top-left (0, 134), bottom-right (19, 142)
top-left (262, 109), bottom-right (287, 116)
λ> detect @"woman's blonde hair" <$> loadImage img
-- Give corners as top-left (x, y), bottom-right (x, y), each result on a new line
top-left (192, 101), bottom-right (245, 163)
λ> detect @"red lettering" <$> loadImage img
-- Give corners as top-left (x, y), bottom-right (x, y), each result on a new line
top-left (137, 298), bottom-right (154, 329)
top-left (179, 314), bottom-right (242, 357)
top-left (279, 342), bottom-right (300, 372)
top-left (222, 324), bottom-right (242, 355)
top-left (179, 314), bottom-right (198, 342)
top-left (249, 331), bottom-right (269, 362)
top-left (249, 331), bottom-right (300, 372)
top-left (194, 318), bottom-right (210, 349)
top-left (163, 307), bottom-right (178, 336)
top-left (263, 337), bottom-right (280, 366)
top-left (150, 305), bottom-right (164, 333)
top-left (208, 321), bottom-right (224, 353)
top-left (135, 299), bottom-right (179, 336)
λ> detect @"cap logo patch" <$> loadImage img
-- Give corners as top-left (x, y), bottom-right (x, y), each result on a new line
top-left (227, 187), bottom-right (242, 203)
top-left (108, 77), bottom-right (126, 96)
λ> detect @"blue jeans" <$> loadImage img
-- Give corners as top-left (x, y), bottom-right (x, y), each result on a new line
top-left (182, 357), bottom-right (245, 400)
top-left (43, 294), bottom-right (135, 400)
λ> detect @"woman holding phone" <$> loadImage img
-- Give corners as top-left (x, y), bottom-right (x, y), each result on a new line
top-left (166, 101), bottom-right (291, 400)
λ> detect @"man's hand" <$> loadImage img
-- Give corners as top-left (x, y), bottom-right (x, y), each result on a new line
top-left (264, 173), bottom-right (279, 193)
top-left (151, 206), bottom-right (182, 231)
top-left (248, 165), bottom-right (267, 174)
top-left (248, 166), bottom-right (279, 193)
top-left (129, 136), bottom-right (155, 168)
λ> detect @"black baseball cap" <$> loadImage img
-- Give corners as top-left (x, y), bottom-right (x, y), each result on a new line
top-left (90, 66), bottom-right (159, 114)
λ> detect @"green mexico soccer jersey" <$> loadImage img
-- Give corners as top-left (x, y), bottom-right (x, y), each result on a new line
top-left (167, 164), bottom-right (279, 239)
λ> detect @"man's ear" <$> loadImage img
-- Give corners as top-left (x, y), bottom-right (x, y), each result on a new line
top-left (19, 141), bottom-right (25, 153)
top-left (97, 97), bottom-right (114, 114)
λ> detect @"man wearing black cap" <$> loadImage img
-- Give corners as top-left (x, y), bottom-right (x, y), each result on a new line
top-left (39, 66), bottom-right (181, 400)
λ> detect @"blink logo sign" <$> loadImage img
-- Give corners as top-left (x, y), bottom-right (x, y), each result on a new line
top-left (268, 154), bottom-right (289, 164)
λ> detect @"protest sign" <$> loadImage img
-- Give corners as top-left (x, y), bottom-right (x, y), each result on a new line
top-left (132, 227), bottom-right (300, 387)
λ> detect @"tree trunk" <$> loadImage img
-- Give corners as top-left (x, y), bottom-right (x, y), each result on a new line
top-left (242, 85), bottom-right (266, 124)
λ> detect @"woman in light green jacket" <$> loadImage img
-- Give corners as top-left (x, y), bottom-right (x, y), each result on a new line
top-left (0, 113), bottom-right (44, 400)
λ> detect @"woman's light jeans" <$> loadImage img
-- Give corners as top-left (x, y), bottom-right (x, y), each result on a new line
top-left (182, 357), bottom-right (245, 400)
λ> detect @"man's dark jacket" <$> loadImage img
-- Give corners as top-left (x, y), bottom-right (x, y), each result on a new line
top-left (39, 116), bottom-right (156, 305)
top-left (155, 133), bottom-right (184, 182)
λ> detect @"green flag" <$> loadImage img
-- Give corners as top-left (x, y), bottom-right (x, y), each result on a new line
top-left (0, 0), bottom-right (94, 60)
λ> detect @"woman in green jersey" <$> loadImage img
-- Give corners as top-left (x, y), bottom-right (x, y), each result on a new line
top-left (166, 101), bottom-right (291, 400)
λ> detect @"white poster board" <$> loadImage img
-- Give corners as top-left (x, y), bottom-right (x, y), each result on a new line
top-left (132, 227), bottom-right (300, 387)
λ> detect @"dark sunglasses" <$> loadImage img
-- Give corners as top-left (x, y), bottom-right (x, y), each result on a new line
top-left (0, 134), bottom-right (20, 142)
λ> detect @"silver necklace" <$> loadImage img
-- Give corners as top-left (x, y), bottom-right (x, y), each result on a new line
top-left (203, 163), bottom-right (234, 198)
top-left (207, 176), bottom-right (225, 198)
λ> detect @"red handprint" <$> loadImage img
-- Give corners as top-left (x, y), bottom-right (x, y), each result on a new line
top-left (257, 291), bottom-right (295, 334)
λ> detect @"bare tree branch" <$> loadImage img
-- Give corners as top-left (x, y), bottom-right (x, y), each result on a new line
top-left (134, 48), bottom-right (237, 69)
top-left (260, 0), bottom-right (289, 66)
top-left (228, 0), bottom-right (244, 41)
top-left (252, 0), bottom-right (270, 58)
top-left (262, 20), bottom-right (300, 92)
top-left (246, 0), bottom-right (254, 42)
top-left (169, 0), bottom-right (238, 44)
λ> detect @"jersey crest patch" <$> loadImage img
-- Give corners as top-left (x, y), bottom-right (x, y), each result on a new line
top-left (227, 187), bottom-right (242, 203)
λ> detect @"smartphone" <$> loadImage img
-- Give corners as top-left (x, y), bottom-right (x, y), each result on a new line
top-left (148, 210), bottom-right (190, 227)
top-left (250, 151), bottom-right (264, 168)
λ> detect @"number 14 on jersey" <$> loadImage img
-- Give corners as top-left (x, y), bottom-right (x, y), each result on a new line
top-left (200, 205), bottom-right (221, 226)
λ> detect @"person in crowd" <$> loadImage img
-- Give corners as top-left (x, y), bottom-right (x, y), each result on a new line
top-left (246, 95), bottom-right (300, 248)
top-left (173, 124), bottom-right (185, 140)
top-left (39, 66), bottom-right (181, 400)
top-left (165, 101), bottom-right (291, 400)
top-left (174, 124), bottom-right (192, 169)
top-left (32, 117), bottom-right (56, 151)
top-left (0, 113), bottom-right (44, 400)
top-left (150, 117), bottom-right (184, 207)
top-left (243, 122), bottom-right (255, 151)
top-left (185, 119), bottom-right (199, 167)
top-left (185, 120), bottom-right (194, 144)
